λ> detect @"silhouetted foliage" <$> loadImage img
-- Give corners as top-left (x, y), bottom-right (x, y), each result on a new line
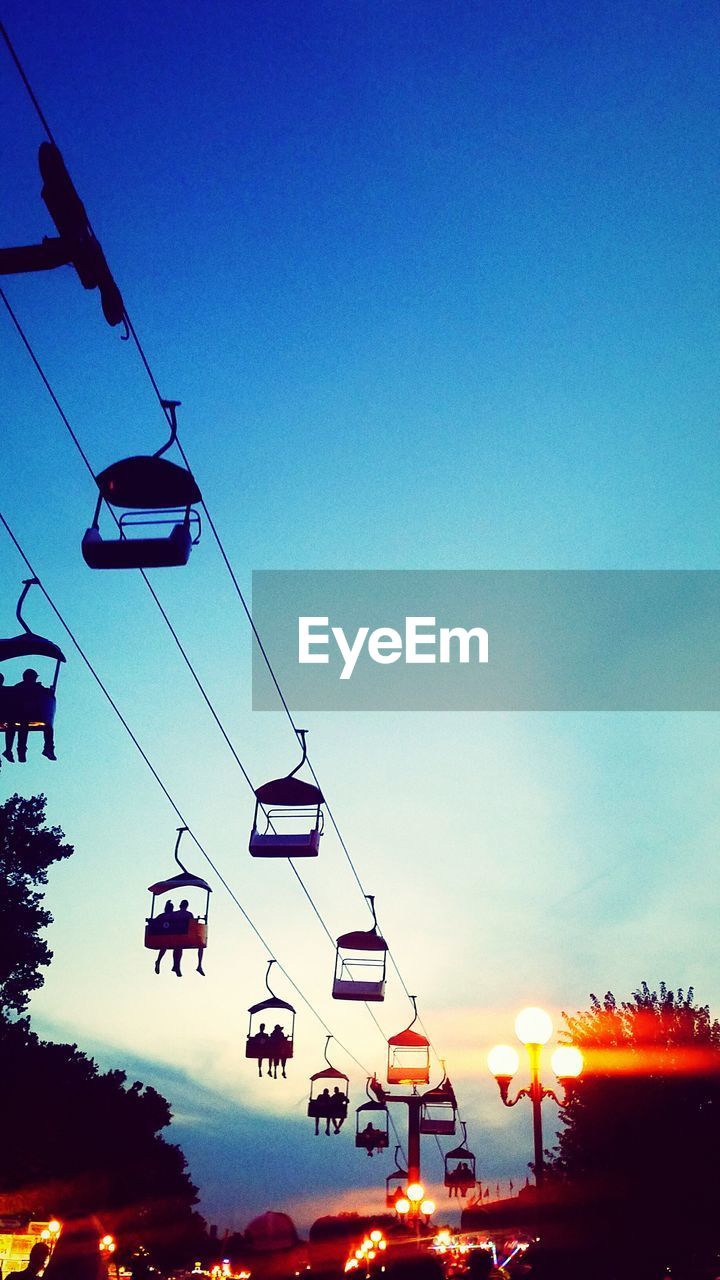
top-left (547, 981), bottom-right (720, 1280)
top-left (0, 794), bottom-right (207, 1264)
top-left (0, 793), bottom-right (73, 1014)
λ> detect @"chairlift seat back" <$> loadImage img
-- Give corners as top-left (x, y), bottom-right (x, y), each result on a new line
top-left (246, 1031), bottom-right (293, 1061)
top-left (420, 1114), bottom-right (457, 1136)
top-left (82, 523), bottom-right (192, 570)
top-left (249, 829), bottom-right (321, 858)
top-left (387, 1062), bottom-right (430, 1085)
top-left (308, 1094), bottom-right (348, 1120)
top-left (144, 918), bottom-right (207, 951)
top-left (333, 976), bottom-right (386, 1001)
top-left (0, 685), bottom-right (56, 730)
top-left (355, 1127), bottom-right (390, 1152)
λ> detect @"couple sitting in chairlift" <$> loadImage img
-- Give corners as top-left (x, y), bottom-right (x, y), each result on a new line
top-left (309, 1086), bottom-right (349, 1135)
top-left (152, 899), bottom-right (205, 977)
top-left (0, 670), bottom-right (56, 762)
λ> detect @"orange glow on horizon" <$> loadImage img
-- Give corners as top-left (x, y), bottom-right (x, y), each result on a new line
top-left (566, 1044), bottom-right (720, 1075)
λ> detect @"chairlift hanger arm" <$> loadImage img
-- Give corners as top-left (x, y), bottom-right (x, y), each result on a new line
top-left (16, 577), bottom-right (39, 632)
top-left (287, 728), bottom-right (309, 779)
top-left (0, 239), bottom-right (74, 275)
top-left (366, 893), bottom-right (379, 933)
top-left (174, 826), bottom-right (190, 874)
top-left (154, 399), bottom-right (182, 459)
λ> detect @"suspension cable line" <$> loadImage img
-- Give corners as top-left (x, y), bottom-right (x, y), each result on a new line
top-left (0, 507), bottom-right (408, 1160)
top-left (0, 17), bottom-right (453, 1110)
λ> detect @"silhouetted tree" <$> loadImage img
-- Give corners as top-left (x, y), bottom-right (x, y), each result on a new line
top-left (0, 793), bottom-right (73, 1015)
top-left (0, 794), bottom-right (207, 1265)
top-left (547, 982), bottom-right (720, 1280)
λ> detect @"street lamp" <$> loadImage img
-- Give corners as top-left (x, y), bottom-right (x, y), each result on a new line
top-left (488, 1007), bottom-right (583, 1186)
top-left (395, 1181), bottom-right (434, 1245)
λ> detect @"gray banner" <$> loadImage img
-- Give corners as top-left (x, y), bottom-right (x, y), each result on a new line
top-left (251, 571), bottom-right (720, 711)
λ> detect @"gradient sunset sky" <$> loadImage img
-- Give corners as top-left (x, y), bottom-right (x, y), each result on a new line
top-left (1, 0), bottom-right (718, 1233)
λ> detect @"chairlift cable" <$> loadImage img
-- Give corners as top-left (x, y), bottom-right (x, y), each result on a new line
top-left (1, 19), bottom-right (453, 1113)
top-left (3, 234), bottom-right (445, 1143)
top-left (0, 292), bottom-right (410, 1084)
top-left (0, 19), bottom-right (58, 147)
top-left (0, 531), bottom-right (405, 1175)
top-left (0, 511), bottom-right (377, 1085)
top-left (0, 287), bottom-right (257, 798)
top-left (3, 276), bottom-right (411, 1131)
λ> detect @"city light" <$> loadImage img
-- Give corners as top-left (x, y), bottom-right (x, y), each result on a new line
top-left (344, 1228), bottom-right (387, 1274)
top-left (406, 1182), bottom-right (424, 1202)
top-left (551, 1045), bottom-right (584, 1079)
top-left (487, 1043), bottom-right (520, 1079)
top-left (515, 1006), bottom-right (553, 1046)
top-left (490, 1007), bottom-right (584, 1184)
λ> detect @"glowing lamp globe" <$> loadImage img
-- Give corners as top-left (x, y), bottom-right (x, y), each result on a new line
top-left (395, 1197), bottom-right (410, 1215)
top-left (487, 1044), bottom-right (520, 1079)
top-left (515, 1007), bottom-right (553, 1046)
top-left (551, 1045), bottom-right (584, 1080)
top-left (420, 1200), bottom-right (435, 1216)
top-left (370, 1231), bottom-right (382, 1243)
top-left (406, 1182), bottom-right (425, 1203)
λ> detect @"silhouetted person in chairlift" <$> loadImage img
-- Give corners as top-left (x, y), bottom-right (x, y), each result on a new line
top-left (330, 1085), bottom-right (348, 1133)
top-left (169, 898), bottom-right (205, 977)
top-left (314, 1087), bottom-right (332, 1135)
top-left (0, 674), bottom-right (14, 764)
top-left (5, 669), bottom-right (56, 762)
top-left (360, 1121), bottom-right (385, 1155)
top-left (249, 1021), bottom-right (270, 1075)
top-left (268, 1022), bottom-right (290, 1078)
top-left (153, 900), bottom-right (175, 974)
top-left (448, 1162), bottom-right (472, 1198)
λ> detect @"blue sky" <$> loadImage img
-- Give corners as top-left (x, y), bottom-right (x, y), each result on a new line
top-left (1, 0), bottom-right (719, 1234)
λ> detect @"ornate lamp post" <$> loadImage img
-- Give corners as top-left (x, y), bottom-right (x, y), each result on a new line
top-left (394, 1182), bottom-right (434, 1247)
top-left (488, 1006), bottom-right (583, 1186)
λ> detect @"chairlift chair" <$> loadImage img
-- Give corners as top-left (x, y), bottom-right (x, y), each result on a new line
top-left (144, 827), bottom-right (211, 959)
top-left (387, 997), bottom-right (430, 1086)
top-left (333, 894), bottom-right (388, 1002)
top-left (0, 579), bottom-right (66, 759)
top-left (246, 961), bottom-right (296, 1078)
top-left (419, 1063), bottom-right (457, 1135)
top-left (81, 401), bottom-right (202, 569)
top-left (444, 1122), bottom-right (477, 1198)
top-left (386, 1147), bottom-right (409, 1209)
top-left (249, 730), bottom-right (324, 858)
top-left (307, 1037), bottom-right (350, 1135)
top-left (356, 1079), bottom-right (390, 1156)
